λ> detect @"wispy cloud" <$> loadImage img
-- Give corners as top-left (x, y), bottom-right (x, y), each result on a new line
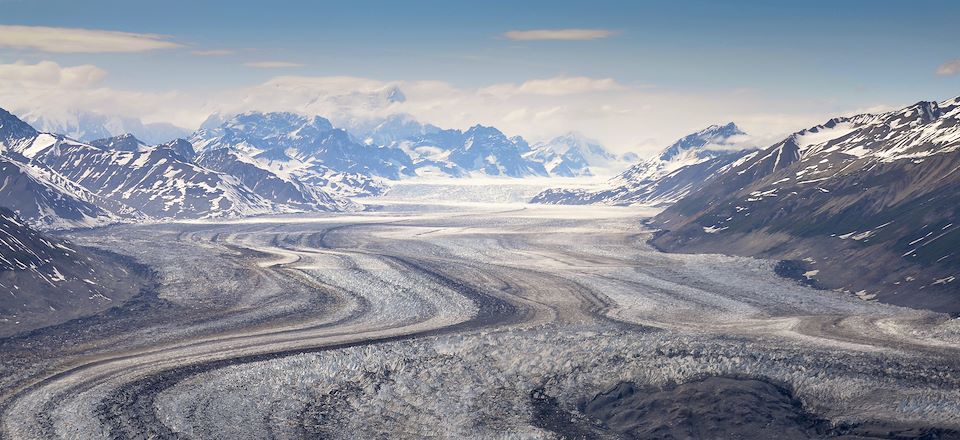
top-left (480, 76), bottom-right (626, 97)
top-left (935, 59), bottom-right (960, 76)
top-left (191, 49), bottom-right (236, 56)
top-left (244, 61), bottom-right (304, 68)
top-left (502, 28), bottom-right (615, 41)
top-left (0, 25), bottom-right (181, 53)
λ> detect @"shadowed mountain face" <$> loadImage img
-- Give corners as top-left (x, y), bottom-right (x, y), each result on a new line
top-left (0, 109), bottom-right (39, 152)
top-left (651, 96), bottom-right (960, 313)
top-left (0, 155), bottom-right (124, 229)
top-left (532, 123), bottom-right (755, 206)
top-left (0, 207), bottom-right (150, 337)
top-left (89, 133), bottom-right (149, 152)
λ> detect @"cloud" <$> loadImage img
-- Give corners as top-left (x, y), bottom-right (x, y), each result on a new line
top-left (502, 29), bottom-right (615, 41)
top-left (0, 25), bottom-right (181, 53)
top-left (244, 61), bottom-right (304, 68)
top-left (208, 74), bottom-right (830, 158)
top-left (935, 59), bottom-right (960, 76)
top-left (2, 62), bottom-right (856, 159)
top-left (0, 60), bottom-right (198, 128)
top-left (480, 76), bottom-right (626, 97)
top-left (191, 49), bottom-right (236, 56)
top-left (0, 60), bottom-right (106, 88)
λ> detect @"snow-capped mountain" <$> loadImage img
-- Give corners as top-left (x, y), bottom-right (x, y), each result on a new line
top-left (21, 109), bottom-right (190, 145)
top-left (524, 132), bottom-right (627, 177)
top-left (190, 112), bottom-right (413, 196)
top-left (196, 147), bottom-right (356, 211)
top-left (0, 207), bottom-right (149, 337)
top-left (651, 96), bottom-right (960, 313)
top-left (14, 133), bottom-right (280, 220)
top-left (0, 108), bottom-right (40, 154)
top-left (0, 110), bottom-right (136, 229)
top-left (344, 114), bottom-right (441, 147)
top-left (158, 138), bottom-right (197, 161)
top-left (0, 109), bottom-right (357, 225)
top-left (616, 122), bottom-right (747, 185)
top-left (0, 155), bottom-right (128, 229)
top-left (399, 125), bottom-right (548, 178)
top-left (532, 123), bottom-right (754, 206)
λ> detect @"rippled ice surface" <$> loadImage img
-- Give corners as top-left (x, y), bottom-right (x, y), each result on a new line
top-left (4, 199), bottom-right (960, 439)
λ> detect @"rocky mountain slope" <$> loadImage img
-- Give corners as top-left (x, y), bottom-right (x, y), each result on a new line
top-left (1, 109), bottom-right (352, 227)
top-left (650, 97), bottom-right (960, 313)
top-left (15, 133), bottom-right (281, 220)
top-left (532, 123), bottom-right (753, 205)
top-left (0, 155), bottom-right (127, 229)
top-left (195, 147), bottom-right (356, 211)
top-left (0, 207), bottom-right (150, 337)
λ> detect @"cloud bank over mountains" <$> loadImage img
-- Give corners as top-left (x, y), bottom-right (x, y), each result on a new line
top-left (0, 59), bottom-right (892, 156)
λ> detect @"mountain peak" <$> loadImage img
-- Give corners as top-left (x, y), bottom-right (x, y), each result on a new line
top-left (158, 138), bottom-right (196, 160)
top-left (658, 122), bottom-right (746, 162)
top-left (90, 133), bottom-right (147, 152)
top-left (382, 86), bottom-right (406, 103)
top-left (0, 107), bottom-right (39, 147)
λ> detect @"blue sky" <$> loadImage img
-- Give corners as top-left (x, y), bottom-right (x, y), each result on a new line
top-left (0, 0), bottom-right (958, 152)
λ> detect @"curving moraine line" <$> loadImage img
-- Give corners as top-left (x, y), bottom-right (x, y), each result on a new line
top-left (0, 219), bottom-right (537, 439)
top-left (1, 207), bottom-right (960, 438)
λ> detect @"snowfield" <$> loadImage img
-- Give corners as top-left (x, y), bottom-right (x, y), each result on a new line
top-left (1, 202), bottom-right (959, 438)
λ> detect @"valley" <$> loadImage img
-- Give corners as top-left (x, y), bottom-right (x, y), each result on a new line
top-left (1, 202), bottom-right (959, 438)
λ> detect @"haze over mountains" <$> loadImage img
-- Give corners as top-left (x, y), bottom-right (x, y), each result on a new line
top-left (23, 110), bottom-right (191, 145)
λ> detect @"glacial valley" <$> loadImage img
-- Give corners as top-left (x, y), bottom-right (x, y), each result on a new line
top-left (2, 201), bottom-right (959, 439)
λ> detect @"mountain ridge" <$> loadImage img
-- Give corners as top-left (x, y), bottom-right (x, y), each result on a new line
top-left (650, 96), bottom-right (960, 313)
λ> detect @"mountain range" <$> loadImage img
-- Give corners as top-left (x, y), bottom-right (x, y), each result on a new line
top-left (531, 97), bottom-right (960, 314)
top-left (532, 123), bottom-right (755, 205)
top-left (9, 95), bottom-right (959, 312)
top-left (0, 108), bottom-right (350, 229)
top-left (2, 106), bottom-right (633, 230)
top-left (649, 97), bottom-right (960, 313)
